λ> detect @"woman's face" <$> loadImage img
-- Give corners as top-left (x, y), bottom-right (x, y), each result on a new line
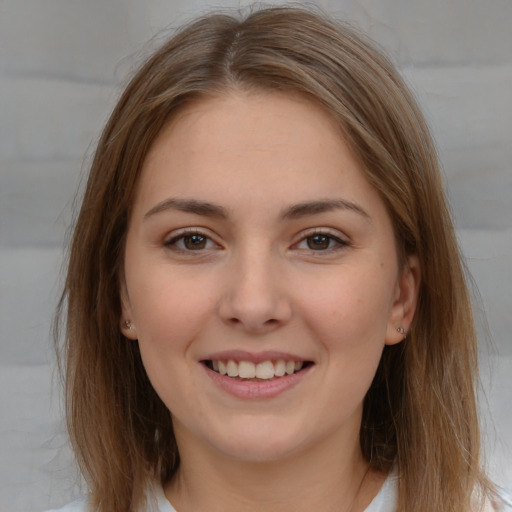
top-left (121, 91), bottom-right (419, 463)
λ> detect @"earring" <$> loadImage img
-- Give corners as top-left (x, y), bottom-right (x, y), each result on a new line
top-left (397, 326), bottom-right (407, 339)
top-left (124, 320), bottom-right (133, 330)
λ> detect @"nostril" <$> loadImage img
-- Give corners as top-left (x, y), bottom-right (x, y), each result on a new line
top-left (228, 317), bottom-right (280, 329)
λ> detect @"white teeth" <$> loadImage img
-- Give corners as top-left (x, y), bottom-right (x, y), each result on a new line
top-left (274, 359), bottom-right (286, 377)
top-left (239, 361), bottom-right (256, 378)
top-left (256, 361), bottom-right (275, 380)
top-left (210, 359), bottom-right (306, 379)
top-left (227, 360), bottom-right (238, 377)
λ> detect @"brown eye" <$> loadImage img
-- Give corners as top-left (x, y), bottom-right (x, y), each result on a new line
top-left (166, 231), bottom-right (217, 252)
top-left (294, 231), bottom-right (348, 253)
top-left (306, 234), bottom-right (332, 250)
top-left (183, 234), bottom-right (208, 250)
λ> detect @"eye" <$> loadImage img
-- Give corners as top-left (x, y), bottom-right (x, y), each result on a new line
top-left (165, 230), bottom-right (218, 251)
top-left (294, 231), bottom-right (348, 252)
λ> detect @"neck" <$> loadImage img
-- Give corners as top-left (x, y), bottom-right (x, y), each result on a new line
top-left (164, 426), bottom-right (385, 512)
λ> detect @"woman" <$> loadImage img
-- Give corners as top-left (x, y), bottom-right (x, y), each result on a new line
top-left (51, 6), bottom-right (510, 512)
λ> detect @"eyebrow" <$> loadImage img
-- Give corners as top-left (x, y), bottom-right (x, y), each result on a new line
top-left (144, 197), bottom-right (370, 222)
top-left (280, 199), bottom-right (370, 221)
top-left (144, 198), bottom-right (229, 219)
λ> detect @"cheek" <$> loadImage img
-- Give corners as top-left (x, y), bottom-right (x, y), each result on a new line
top-left (131, 275), bottom-right (214, 409)
top-left (128, 265), bottom-right (216, 344)
top-left (311, 286), bottom-right (392, 406)
top-left (300, 265), bottom-right (396, 349)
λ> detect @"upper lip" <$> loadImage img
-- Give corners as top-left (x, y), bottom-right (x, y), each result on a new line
top-left (200, 350), bottom-right (309, 364)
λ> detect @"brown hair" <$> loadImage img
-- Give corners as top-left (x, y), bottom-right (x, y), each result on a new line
top-left (57, 6), bottom-right (492, 511)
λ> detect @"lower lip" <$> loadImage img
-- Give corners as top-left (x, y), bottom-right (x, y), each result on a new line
top-left (203, 364), bottom-right (312, 399)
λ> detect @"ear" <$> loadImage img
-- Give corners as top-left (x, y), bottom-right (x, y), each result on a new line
top-left (385, 254), bottom-right (421, 345)
top-left (120, 280), bottom-right (138, 340)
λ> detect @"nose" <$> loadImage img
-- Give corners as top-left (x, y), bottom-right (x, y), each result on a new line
top-left (217, 246), bottom-right (292, 334)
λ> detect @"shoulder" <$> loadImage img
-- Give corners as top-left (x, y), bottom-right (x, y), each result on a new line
top-left (490, 487), bottom-right (512, 512)
top-left (472, 484), bottom-right (512, 512)
top-left (44, 497), bottom-right (89, 512)
top-left (43, 483), bottom-right (175, 512)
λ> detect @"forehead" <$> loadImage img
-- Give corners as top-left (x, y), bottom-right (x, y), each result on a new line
top-left (147, 91), bottom-right (345, 157)
top-left (138, 91), bottom-right (365, 196)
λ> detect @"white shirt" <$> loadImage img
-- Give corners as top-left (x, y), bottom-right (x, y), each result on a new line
top-left (46, 472), bottom-right (398, 512)
top-left (153, 473), bottom-right (399, 512)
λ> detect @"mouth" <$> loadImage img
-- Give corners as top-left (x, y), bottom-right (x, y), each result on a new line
top-left (202, 359), bottom-right (313, 381)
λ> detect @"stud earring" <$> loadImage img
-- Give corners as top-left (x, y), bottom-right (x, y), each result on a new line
top-left (397, 326), bottom-right (407, 339)
top-left (124, 320), bottom-right (133, 330)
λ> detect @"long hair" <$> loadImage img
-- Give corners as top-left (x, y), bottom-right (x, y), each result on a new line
top-left (56, 7), bottom-right (491, 511)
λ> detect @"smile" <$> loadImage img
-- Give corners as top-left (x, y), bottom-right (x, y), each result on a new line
top-left (204, 359), bottom-right (310, 380)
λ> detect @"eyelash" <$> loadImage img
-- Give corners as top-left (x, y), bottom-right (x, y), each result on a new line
top-left (164, 228), bottom-right (349, 254)
top-left (293, 230), bottom-right (349, 252)
top-left (165, 229), bottom-right (219, 252)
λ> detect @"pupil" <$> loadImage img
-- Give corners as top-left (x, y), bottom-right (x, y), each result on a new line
top-left (308, 235), bottom-right (329, 250)
top-left (185, 235), bottom-right (206, 250)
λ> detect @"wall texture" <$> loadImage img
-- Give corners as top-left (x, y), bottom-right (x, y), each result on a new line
top-left (0, 0), bottom-right (511, 510)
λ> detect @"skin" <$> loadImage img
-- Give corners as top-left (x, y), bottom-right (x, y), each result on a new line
top-left (121, 91), bottom-right (420, 512)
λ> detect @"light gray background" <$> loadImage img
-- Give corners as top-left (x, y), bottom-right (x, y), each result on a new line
top-left (0, 1), bottom-right (511, 511)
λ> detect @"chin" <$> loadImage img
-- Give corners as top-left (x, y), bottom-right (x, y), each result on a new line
top-left (206, 419), bottom-right (315, 463)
